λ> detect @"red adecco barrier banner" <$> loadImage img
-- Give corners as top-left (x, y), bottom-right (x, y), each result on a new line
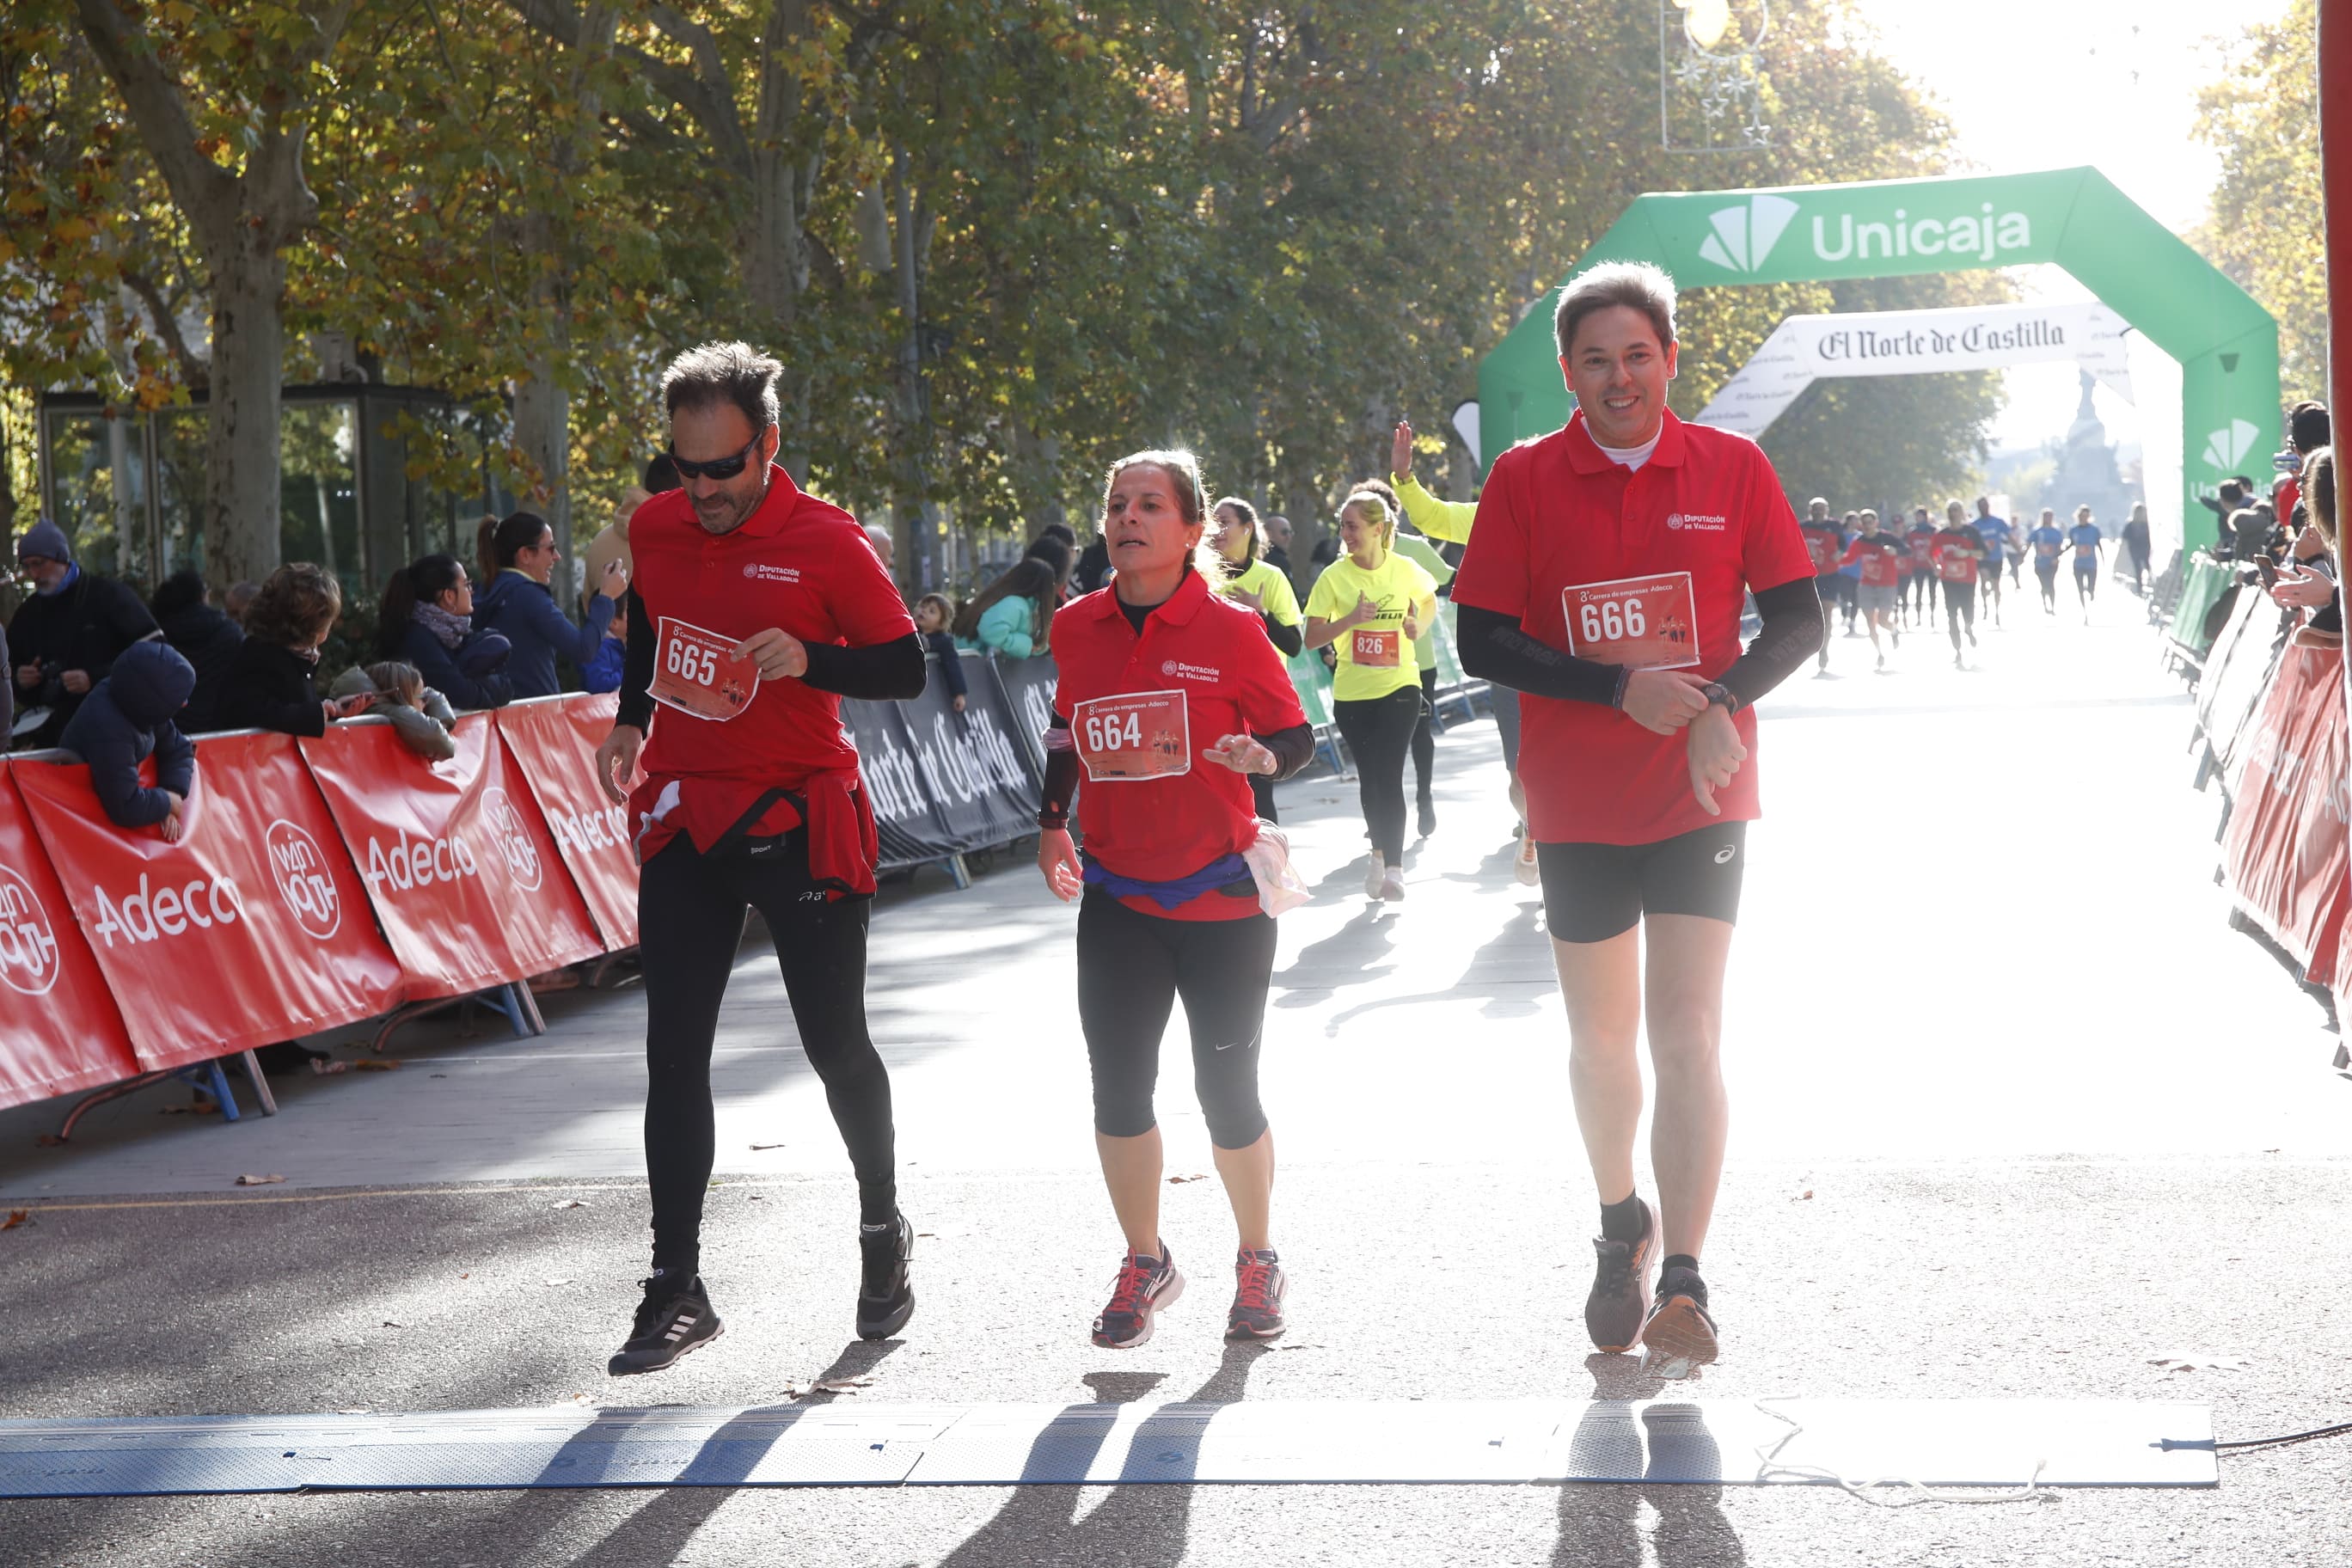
top-left (494, 695), bottom-right (639, 951)
top-left (301, 715), bottom-right (601, 997)
top-left (0, 762), bottom-right (143, 1107)
top-left (11, 733), bottom-right (404, 1067)
top-left (2224, 644), bottom-right (2351, 977)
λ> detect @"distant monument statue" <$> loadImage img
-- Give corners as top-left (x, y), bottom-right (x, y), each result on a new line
top-left (2048, 370), bottom-right (2137, 535)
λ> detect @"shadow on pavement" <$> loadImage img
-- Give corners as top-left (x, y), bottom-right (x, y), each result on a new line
top-left (1554, 1352), bottom-right (1745, 1568)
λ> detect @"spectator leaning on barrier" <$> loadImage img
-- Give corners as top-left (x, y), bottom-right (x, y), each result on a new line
top-left (474, 511), bottom-right (629, 699)
top-left (328, 661), bottom-right (459, 761)
top-left (9, 518), bottom-right (160, 750)
top-left (2273, 446), bottom-right (2339, 649)
top-left (150, 569), bottom-right (246, 733)
top-left (953, 554), bottom-right (1059, 658)
top-left (377, 553), bottom-right (514, 710)
top-left (216, 564), bottom-right (372, 736)
top-left (58, 640), bottom-right (197, 840)
top-left (583, 595), bottom-right (629, 694)
top-left (913, 592), bottom-right (968, 713)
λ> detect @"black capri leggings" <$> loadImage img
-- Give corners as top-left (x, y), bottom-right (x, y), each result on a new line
top-left (1412, 665), bottom-right (1438, 805)
top-left (638, 828), bottom-right (897, 1275)
top-left (1334, 685), bottom-right (1423, 861)
top-left (1076, 887), bottom-right (1276, 1149)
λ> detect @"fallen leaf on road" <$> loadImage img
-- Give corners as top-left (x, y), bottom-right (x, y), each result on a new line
top-left (352, 1058), bottom-right (399, 1073)
top-left (383, 1320), bottom-right (405, 1329)
top-left (235, 1174), bottom-right (286, 1186)
top-left (750, 1142), bottom-right (787, 1150)
top-left (2151, 1356), bottom-right (2250, 1374)
top-left (1796, 1189), bottom-right (1814, 1201)
top-left (1, 1210), bottom-right (28, 1231)
top-left (552, 1199), bottom-right (590, 1210)
top-left (1167, 1173), bottom-right (1208, 1184)
top-left (814, 1377), bottom-right (873, 1393)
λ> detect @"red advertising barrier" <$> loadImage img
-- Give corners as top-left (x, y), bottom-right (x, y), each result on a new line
top-left (0, 763), bottom-right (143, 1107)
top-left (11, 733), bottom-right (405, 1069)
top-left (495, 695), bottom-right (640, 951)
top-left (300, 715), bottom-right (602, 998)
top-left (2223, 644), bottom-right (2352, 978)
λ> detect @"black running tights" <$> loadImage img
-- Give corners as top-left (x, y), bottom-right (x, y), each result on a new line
top-left (1076, 888), bottom-right (1276, 1149)
top-left (1412, 666), bottom-right (1437, 805)
top-left (1334, 685), bottom-right (1421, 862)
top-left (638, 830), bottom-right (897, 1276)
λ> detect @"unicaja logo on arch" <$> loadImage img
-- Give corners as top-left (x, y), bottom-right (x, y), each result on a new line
top-left (1696, 192), bottom-right (2036, 273)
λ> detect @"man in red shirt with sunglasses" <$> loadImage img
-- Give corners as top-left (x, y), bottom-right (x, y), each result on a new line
top-left (592, 341), bottom-right (927, 1375)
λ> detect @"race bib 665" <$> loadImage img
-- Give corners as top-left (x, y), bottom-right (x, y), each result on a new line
top-left (650, 617), bottom-right (759, 722)
top-left (1073, 690), bottom-right (1191, 782)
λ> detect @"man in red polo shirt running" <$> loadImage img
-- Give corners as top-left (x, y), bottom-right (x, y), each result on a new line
top-left (1454, 262), bottom-right (1820, 1378)
top-left (592, 341), bottom-right (928, 1375)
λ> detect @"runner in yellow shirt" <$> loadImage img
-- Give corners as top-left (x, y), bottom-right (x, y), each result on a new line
top-left (1304, 489), bottom-right (1439, 902)
top-left (1211, 495), bottom-right (1305, 822)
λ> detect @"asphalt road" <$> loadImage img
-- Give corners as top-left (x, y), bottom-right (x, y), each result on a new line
top-left (3, 588), bottom-right (2349, 1567)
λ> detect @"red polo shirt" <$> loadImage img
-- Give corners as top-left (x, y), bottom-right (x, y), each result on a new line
top-left (1051, 569), bottom-right (1307, 921)
top-left (628, 465), bottom-right (914, 885)
top-left (1452, 409), bottom-right (1812, 846)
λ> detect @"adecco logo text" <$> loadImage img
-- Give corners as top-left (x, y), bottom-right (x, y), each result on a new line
top-left (544, 801), bottom-right (630, 859)
top-left (89, 872), bottom-right (244, 948)
top-left (1698, 192), bottom-right (2035, 274)
top-left (266, 818), bottom-right (342, 940)
top-left (480, 787), bottom-right (543, 891)
top-left (362, 829), bottom-right (480, 895)
top-left (0, 864), bottom-right (63, 996)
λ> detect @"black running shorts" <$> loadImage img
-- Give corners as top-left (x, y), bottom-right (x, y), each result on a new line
top-left (1535, 822), bottom-right (1749, 944)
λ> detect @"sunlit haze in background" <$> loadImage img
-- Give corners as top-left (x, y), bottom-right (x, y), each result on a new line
top-left (1853, 0), bottom-right (2291, 453)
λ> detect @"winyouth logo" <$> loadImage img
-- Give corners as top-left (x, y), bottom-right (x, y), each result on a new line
top-left (266, 818), bottom-right (342, 940)
top-left (480, 788), bottom-right (543, 891)
top-left (1698, 194), bottom-right (1799, 274)
top-left (0, 864), bottom-right (63, 996)
top-left (2203, 419), bottom-right (2261, 473)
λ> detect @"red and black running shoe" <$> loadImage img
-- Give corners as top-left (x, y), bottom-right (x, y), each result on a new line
top-left (1225, 1248), bottom-right (1288, 1341)
top-left (1641, 1264), bottom-right (1720, 1380)
top-left (1092, 1246), bottom-right (1185, 1349)
top-left (1585, 1198), bottom-right (1657, 1354)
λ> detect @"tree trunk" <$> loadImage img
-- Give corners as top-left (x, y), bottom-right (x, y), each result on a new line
top-left (205, 245), bottom-right (291, 584)
top-left (511, 352), bottom-right (569, 580)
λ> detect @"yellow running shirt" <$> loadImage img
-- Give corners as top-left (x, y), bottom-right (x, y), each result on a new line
top-left (1305, 550), bottom-right (1440, 701)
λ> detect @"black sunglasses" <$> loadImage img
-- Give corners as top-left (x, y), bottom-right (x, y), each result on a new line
top-left (668, 430), bottom-right (768, 482)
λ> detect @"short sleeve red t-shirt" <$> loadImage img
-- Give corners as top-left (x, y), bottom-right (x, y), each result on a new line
top-left (1450, 409), bottom-right (1813, 846)
top-left (1050, 570), bottom-right (1308, 921)
top-left (630, 464), bottom-right (915, 786)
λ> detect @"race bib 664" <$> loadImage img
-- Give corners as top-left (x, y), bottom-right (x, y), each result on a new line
top-left (1073, 690), bottom-right (1191, 782)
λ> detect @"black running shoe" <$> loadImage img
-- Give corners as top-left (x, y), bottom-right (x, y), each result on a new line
top-left (1092, 1246), bottom-right (1184, 1349)
top-left (609, 1271), bottom-right (721, 1375)
top-left (856, 1212), bottom-right (916, 1340)
top-left (1417, 799), bottom-right (1438, 839)
top-left (1225, 1248), bottom-right (1288, 1340)
top-left (1585, 1198), bottom-right (1656, 1354)
top-left (1641, 1264), bottom-right (1720, 1380)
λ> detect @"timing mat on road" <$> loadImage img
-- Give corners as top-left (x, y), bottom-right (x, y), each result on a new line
top-left (0, 1398), bottom-right (2215, 1496)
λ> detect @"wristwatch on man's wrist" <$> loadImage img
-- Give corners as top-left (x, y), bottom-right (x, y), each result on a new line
top-left (1701, 682), bottom-right (1739, 714)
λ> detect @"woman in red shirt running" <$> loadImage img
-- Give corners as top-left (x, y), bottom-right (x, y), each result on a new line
top-left (1036, 450), bottom-right (1317, 1351)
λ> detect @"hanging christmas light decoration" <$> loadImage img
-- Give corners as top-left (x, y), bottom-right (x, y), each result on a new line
top-left (1662, 0), bottom-right (1772, 153)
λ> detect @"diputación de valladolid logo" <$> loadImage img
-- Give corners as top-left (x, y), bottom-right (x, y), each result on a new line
top-left (1696, 192), bottom-right (2037, 275)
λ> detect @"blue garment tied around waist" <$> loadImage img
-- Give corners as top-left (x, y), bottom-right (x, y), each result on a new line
top-left (1081, 852), bottom-right (1253, 910)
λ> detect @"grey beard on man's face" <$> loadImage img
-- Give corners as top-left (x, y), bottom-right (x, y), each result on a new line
top-left (692, 479), bottom-right (769, 536)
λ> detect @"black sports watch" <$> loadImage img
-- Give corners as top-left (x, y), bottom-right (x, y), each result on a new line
top-left (1701, 681), bottom-right (1739, 714)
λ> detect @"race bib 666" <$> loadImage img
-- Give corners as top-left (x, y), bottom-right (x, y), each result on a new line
top-left (1562, 572), bottom-right (1700, 671)
top-left (650, 617), bottom-right (759, 722)
top-left (1073, 690), bottom-right (1191, 782)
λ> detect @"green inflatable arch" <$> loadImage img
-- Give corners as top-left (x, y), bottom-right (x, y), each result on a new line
top-left (1476, 168), bottom-right (2279, 554)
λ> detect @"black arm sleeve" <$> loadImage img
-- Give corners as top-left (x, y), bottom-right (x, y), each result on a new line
top-left (616, 586), bottom-right (655, 732)
top-left (1038, 712), bottom-right (1079, 829)
top-left (1455, 604), bottom-right (1625, 707)
top-left (802, 632), bottom-right (926, 701)
top-left (1261, 722), bottom-right (1314, 780)
top-left (1262, 615), bottom-right (1303, 657)
top-left (1718, 578), bottom-right (1824, 710)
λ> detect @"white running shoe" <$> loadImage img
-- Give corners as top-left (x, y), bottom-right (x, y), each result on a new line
top-left (1364, 852), bottom-right (1386, 899)
top-left (1514, 830), bottom-right (1541, 886)
top-left (1380, 866), bottom-right (1406, 901)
